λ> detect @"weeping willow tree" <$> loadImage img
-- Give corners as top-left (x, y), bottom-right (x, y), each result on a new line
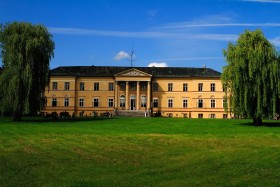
top-left (0, 22), bottom-right (54, 121)
top-left (222, 29), bottom-right (280, 126)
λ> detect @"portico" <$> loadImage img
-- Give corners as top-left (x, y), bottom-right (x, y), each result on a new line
top-left (114, 68), bottom-right (152, 111)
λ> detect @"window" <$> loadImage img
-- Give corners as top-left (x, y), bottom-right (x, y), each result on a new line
top-left (211, 99), bottom-right (216, 108)
top-left (168, 99), bottom-right (173, 108)
top-left (211, 83), bottom-right (215, 92)
top-left (153, 83), bottom-right (158, 91)
top-left (168, 83), bottom-right (173, 92)
top-left (198, 83), bottom-right (203, 92)
top-left (52, 82), bottom-right (57, 90)
top-left (108, 98), bottom-right (114, 107)
top-left (223, 85), bottom-right (226, 92)
top-left (183, 99), bottom-right (188, 108)
top-left (94, 83), bottom-right (99, 91)
top-left (183, 83), bottom-right (188, 92)
top-left (198, 114), bottom-right (203, 118)
top-left (210, 114), bottom-right (216, 118)
top-left (93, 98), bottom-right (99, 107)
top-left (130, 82), bottom-right (136, 91)
top-left (52, 98), bottom-right (57, 106)
top-left (109, 83), bottom-right (114, 91)
top-left (153, 98), bottom-right (158, 108)
top-left (223, 114), bottom-right (228, 119)
top-left (141, 82), bottom-right (147, 91)
top-left (141, 95), bottom-right (146, 107)
top-left (120, 95), bottom-right (125, 107)
top-left (79, 98), bottom-right (84, 107)
top-left (64, 82), bottom-right (70, 90)
top-left (223, 99), bottom-right (227, 108)
top-left (64, 98), bottom-right (69, 107)
top-left (80, 82), bottom-right (84, 91)
top-left (198, 99), bottom-right (203, 108)
top-left (120, 82), bottom-right (126, 91)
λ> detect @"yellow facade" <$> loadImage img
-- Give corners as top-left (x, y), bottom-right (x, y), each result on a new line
top-left (43, 67), bottom-right (229, 118)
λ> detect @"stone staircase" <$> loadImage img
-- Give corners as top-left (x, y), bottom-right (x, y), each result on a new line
top-left (117, 110), bottom-right (146, 117)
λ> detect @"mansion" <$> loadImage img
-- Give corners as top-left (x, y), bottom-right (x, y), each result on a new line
top-left (43, 66), bottom-right (229, 118)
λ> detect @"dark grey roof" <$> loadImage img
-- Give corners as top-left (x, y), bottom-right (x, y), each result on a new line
top-left (50, 66), bottom-right (221, 78)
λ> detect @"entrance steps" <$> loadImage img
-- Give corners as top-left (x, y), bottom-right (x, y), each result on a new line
top-left (117, 110), bottom-right (146, 117)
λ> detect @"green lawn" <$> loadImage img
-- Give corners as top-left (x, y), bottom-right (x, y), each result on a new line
top-left (1, 117), bottom-right (280, 186)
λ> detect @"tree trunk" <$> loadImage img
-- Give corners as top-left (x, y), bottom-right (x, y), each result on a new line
top-left (253, 117), bottom-right (262, 126)
top-left (13, 111), bottom-right (22, 121)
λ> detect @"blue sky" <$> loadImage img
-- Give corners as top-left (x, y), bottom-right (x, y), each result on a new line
top-left (1, 0), bottom-right (280, 72)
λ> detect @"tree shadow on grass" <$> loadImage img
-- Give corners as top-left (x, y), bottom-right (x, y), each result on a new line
top-left (4, 116), bottom-right (118, 123)
top-left (238, 121), bottom-right (280, 127)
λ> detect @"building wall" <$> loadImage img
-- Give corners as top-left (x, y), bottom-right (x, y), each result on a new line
top-left (43, 75), bottom-right (229, 118)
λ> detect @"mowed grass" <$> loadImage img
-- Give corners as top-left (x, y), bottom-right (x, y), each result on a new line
top-left (1, 117), bottom-right (280, 186)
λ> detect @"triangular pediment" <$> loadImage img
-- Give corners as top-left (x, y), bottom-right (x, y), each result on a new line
top-left (115, 68), bottom-right (152, 77)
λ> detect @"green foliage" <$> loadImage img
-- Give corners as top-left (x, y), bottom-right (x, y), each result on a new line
top-left (1, 117), bottom-right (280, 186)
top-left (222, 29), bottom-right (280, 124)
top-left (0, 22), bottom-right (54, 120)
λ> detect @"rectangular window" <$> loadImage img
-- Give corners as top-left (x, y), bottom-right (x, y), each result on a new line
top-left (198, 99), bottom-right (203, 108)
top-left (168, 83), bottom-right (173, 92)
top-left (94, 83), bottom-right (99, 91)
top-left (93, 98), bottom-right (99, 107)
top-left (198, 114), bottom-right (203, 118)
top-left (153, 98), bottom-right (158, 108)
top-left (183, 99), bottom-right (188, 108)
top-left (153, 83), bottom-right (158, 91)
top-left (183, 83), bottom-right (188, 92)
top-left (223, 114), bottom-right (228, 119)
top-left (64, 98), bottom-right (69, 107)
top-left (198, 83), bottom-right (203, 92)
top-left (211, 99), bottom-right (216, 108)
top-left (210, 114), bottom-right (216, 118)
top-left (130, 82), bottom-right (136, 91)
top-left (79, 98), bottom-right (84, 107)
top-left (108, 98), bottom-right (114, 107)
top-left (80, 82), bottom-right (85, 91)
top-left (168, 99), bottom-right (173, 108)
top-left (64, 82), bottom-right (70, 90)
top-left (211, 83), bottom-right (215, 92)
top-left (141, 82), bottom-right (147, 91)
top-left (52, 82), bottom-right (57, 90)
top-left (223, 99), bottom-right (227, 108)
top-left (223, 85), bottom-right (226, 92)
top-left (120, 82), bottom-right (126, 91)
top-left (52, 98), bottom-right (57, 106)
top-left (109, 82), bottom-right (114, 91)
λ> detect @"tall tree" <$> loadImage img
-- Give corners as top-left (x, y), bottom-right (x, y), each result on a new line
top-left (0, 22), bottom-right (54, 120)
top-left (222, 29), bottom-right (280, 126)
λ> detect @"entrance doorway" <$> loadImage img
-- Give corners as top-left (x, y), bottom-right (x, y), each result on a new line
top-left (130, 95), bottom-right (136, 110)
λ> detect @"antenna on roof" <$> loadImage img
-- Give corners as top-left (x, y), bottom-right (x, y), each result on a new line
top-left (129, 44), bottom-right (136, 67)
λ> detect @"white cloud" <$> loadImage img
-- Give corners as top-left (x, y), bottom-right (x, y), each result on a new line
top-left (48, 27), bottom-right (237, 42)
top-left (147, 10), bottom-right (157, 18)
top-left (161, 22), bottom-right (280, 29)
top-left (147, 62), bottom-right (168, 67)
top-left (114, 51), bottom-right (129, 61)
top-left (270, 37), bottom-right (280, 46)
top-left (241, 0), bottom-right (280, 3)
top-left (48, 27), bottom-right (175, 38)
